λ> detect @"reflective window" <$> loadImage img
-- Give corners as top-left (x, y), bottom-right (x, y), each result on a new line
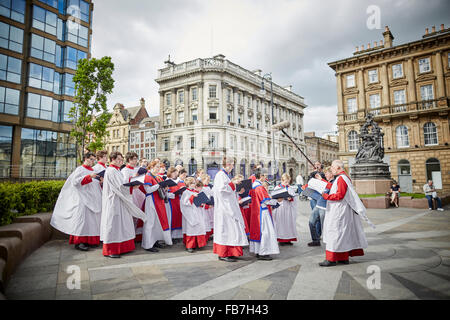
top-left (64, 45), bottom-right (87, 69)
top-left (66, 20), bottom-right (88, 47)
top-left (67, 0), bottom-right (89, 23)
top-left (28, 62), bottom-right (55, 92)
top-left (30, 33), bottom-right (56, 63)
top-left (32, 5), bottom-right (61, 36)
top-left (0, 0), bottom-right (26, 23)
top-left (0, 125), bottom-right (13, 177)
top-left (0, 85), bottom-right (20, 115)
top-left (26, 92), bottom-right (59, 121)
top-left (20, 128), bottom-right (77, 178)
top-left (0, 53), bottom-right (22, 84)
top-left (396, 125), bottom-right (409, 148)
top-left (0, 21), bottom-right (23, 53)
top-left (63, 73), bottom-right (75, 96)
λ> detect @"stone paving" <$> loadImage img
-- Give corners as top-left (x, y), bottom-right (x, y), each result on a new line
top-left (4, 201), bottom-right (450, 300)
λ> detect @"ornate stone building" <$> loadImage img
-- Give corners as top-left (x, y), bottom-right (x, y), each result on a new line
top-left (328, 25), bottom-right (450, 195)
top-left (304, 132), bottom-right (339, 167)
top-left (129, 116), bottom-right (159, 161)
top-left (104, 98), bottom-right (149, 155)
top-left (155, 54), bottom-right (307, 180)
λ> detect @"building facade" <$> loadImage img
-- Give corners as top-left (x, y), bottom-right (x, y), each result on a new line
top-left (104, 98), bottom-right (149, 155)
top-left (304, 132), bottom-right (339, 167)
top-left (129, 115), bottom-right (158, 161)
top-left (0, 0), bottom-right (93, 179)
top-left (328, 25), bottom-right (450, 195)
top-left (155, 54), bottom-right (307, 181)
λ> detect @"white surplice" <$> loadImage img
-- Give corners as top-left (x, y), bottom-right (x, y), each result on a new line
top-left (212, 169), bottom-right (248, 247)
top-left (272, 185), bottom-right (299, 241)
top-left (180, 189), bottom-right (206, 236)
top-left (100, 166), bottom-right (147, 244)
top-left (323, 174), bottom-right (374, 253)
top-left (51, 165), bottom-right (102, 237)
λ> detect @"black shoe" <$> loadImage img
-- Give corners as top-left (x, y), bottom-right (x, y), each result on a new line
top-left (338, 260), bottom-right (349, 265)
top-left (187, 248), bottom-right (195, 253)
top-left (75, 243), bottom-right (89, 251)
top-left (257, 255), bottom-right (273, 261)
top-left (145, 247), bottom-right (159, 252)
top-left (319, 260), bottom-right (337, 267)
top-left (308, 241), bottom-right (321, 247)
top-left (219, 256), bottom-right (236, 262)
top-left (107, 254), bottom-right (120, 258)
top-left (153, 242), bottom-right (165, 248)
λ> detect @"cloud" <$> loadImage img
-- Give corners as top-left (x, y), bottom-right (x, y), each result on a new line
top-left (90, 0), bottom-right (450, 133)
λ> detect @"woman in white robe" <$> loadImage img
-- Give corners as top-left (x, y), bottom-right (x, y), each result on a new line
top-left (51, 152), bottom-right (102, 251)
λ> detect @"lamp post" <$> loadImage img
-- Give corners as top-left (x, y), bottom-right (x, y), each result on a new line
top-left (261, 73), bottom-right (277, 187)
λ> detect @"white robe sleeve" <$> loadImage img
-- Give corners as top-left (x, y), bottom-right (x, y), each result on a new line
top-left (180, 192), bottom-right (200, 226)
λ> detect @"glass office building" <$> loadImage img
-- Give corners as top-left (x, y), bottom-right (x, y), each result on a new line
top-left (0, 0), bottom-right (93, 179)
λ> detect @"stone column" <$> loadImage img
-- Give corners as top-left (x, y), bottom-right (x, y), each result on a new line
top-left (380, 63), bottom-right (390, 107)
top-left (336, 73), bottom-right (344, 122)
top-left (435, 51), bottom-right (445, 98)
top-left (357, 68), bottom-right (366, 119)
top-left (406, 58), bottom-right (417, 107)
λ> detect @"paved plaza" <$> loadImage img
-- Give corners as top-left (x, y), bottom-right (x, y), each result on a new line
top-left (4, 201), bottom-right (450, 300)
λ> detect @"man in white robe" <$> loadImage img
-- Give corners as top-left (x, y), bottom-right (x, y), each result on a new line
top-left (100, 151), bottom-right (147, 258)
top-left (92, 150), bottom-right (108, 173)
top-left (320, 159), bottom-right (375, 266)
top-left (51, 152), bottom-right (102, 251)
top-left (212, 157), bottom-right (248, 262)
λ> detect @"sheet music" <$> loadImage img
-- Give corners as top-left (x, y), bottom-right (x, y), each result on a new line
top-left (307, 178), bottom-right (328, 194)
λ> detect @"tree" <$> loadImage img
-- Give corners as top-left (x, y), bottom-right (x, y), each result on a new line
top-left (69, 56), bottom-right (114, 163)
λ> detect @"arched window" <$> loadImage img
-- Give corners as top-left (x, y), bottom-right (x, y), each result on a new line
top-left (396, 125), bottom-right (409, 148)
top-left (188, 158), bottom-right (196, 176)
top-left (348, 130), bottom-right (359, 152)
top-left (398, 159), bottom-right (411, 175)
top-left (174, 159), bottom-right (183, 167)
top-left (423, 122), bottom-right (438, 146)
top-left (426, 158), bottom-right (442, 189)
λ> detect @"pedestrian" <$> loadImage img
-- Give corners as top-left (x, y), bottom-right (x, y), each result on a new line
top-left (200, 173), bottom-right (214, 240)
top-left (166, 167), bottom-right (184, 242)
top-left (307, 161), bottom-right (326, 210)
top-left (319, 160), bottom-right (374, 266)
top-left (51, 151), bottom-right (102, 251)
top-left (272, 173), bottom-right (298, 246)
top-left (100, 151), bottom-right (147, 258)
top-left (212, 157), bottom-right (249, 262)
top-left (306, 167), bottom-right (334, 247)
top-left (390, 182), bottom-right (401, 208)
top-left (423, 180), bottom-right (444, 211)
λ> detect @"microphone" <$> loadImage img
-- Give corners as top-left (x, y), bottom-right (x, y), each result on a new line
top-left (272, 120), bottom-right (291, 131)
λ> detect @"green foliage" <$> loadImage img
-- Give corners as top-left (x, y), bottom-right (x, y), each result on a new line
top-left (358, 192), bottom-right (425, 199)
top-left (0, 180), bottom-right (65, 226)
top-left (69, 56), bottom-right (115, 163)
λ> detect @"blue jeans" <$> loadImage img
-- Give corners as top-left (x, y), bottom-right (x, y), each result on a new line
top-left (309, 206), bottom-right (325, 242)
top-left (309, 198), bottom-right (317, 210)
top-left (425, 195), bottom-right (442, 209)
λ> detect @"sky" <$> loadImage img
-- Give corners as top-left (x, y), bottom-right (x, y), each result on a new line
top-left (90, 0), bottom-right (450, 137)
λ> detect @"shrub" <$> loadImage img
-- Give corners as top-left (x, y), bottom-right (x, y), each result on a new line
top-left (0, 180), bottom-right (65, 226)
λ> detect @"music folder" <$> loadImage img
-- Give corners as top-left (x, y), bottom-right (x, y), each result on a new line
top-left (94, 170), bottom-right (105, 180)
top-left (158, 179), bottom-right (177, 188)
top-left (193, 192), bottom-right (210, 207)
top-left (123, 174), bottom-right (146, 187)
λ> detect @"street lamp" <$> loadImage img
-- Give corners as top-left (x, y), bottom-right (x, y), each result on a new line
top-left (261, 73), bottom-right (277, 187)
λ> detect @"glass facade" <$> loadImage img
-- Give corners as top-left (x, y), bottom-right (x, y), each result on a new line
top-left (0, 0), bottom-right (26, 23)
top-left (20, 128), bottom-right (76, 178)
top-left (0, 53), bottom-right (22, 84)
top-left (0, 21), bottom-right (24, 53)
top-left (0, 85), bottom-right (20, 115)
top-left (0, 125), bottom-right (12, 177)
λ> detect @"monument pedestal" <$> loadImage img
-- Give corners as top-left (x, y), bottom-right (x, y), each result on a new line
top-left (350, 162), bottom-right (392, 195)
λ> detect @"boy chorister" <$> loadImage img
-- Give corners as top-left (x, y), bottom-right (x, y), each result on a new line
top-left (180, 177), bottom-right (207, 253)
top-left (200, 173), bottom-right (214, 240)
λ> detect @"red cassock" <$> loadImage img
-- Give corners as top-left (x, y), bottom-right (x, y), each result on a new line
top-left (249, 184), bottom-right (272, 242)
top-left (238, 196), bottom-right (250, 235)
top-left (168, 181), bottom-right (185, 231)
top-left (322, 171), bottom-right (364, 262)
top-left (144, 173), bottom-right (170, 231)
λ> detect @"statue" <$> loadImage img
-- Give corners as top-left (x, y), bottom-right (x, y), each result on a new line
top-left (355, 114), bottom-right (384, 163)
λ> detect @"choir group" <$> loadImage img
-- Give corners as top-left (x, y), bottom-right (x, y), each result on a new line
top-left (50, 150), bottom-right (300, 261)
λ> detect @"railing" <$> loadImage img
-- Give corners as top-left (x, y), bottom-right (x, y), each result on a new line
top-left (0, 165), bottom-right (75, 179)
top-left (157, 58), bottom-right (305, 105)
top-left (344, 113), bottom-right (358, 121)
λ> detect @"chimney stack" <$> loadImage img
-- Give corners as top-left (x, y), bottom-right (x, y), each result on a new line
top-left (383, 26), bottom-right (394, 48)
top-left (140, 98), bottom-right (145, 108)
top-left (441, 24), bottom-right (444, 31)
top-left (367, 43), bottom-right (371, 49)
top-left (431, 25), bottom-right (436, 33)
top-left (361, 44), bottom-right (365, 51)
top-left (425, 27), bottom-right (429, 35)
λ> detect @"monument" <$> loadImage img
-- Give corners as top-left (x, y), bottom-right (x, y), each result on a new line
top-left (350, 114), bottom-right (392, 194)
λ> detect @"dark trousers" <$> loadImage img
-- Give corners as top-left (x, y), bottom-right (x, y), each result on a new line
top-left (425, 195), bottom-right (442, 209)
